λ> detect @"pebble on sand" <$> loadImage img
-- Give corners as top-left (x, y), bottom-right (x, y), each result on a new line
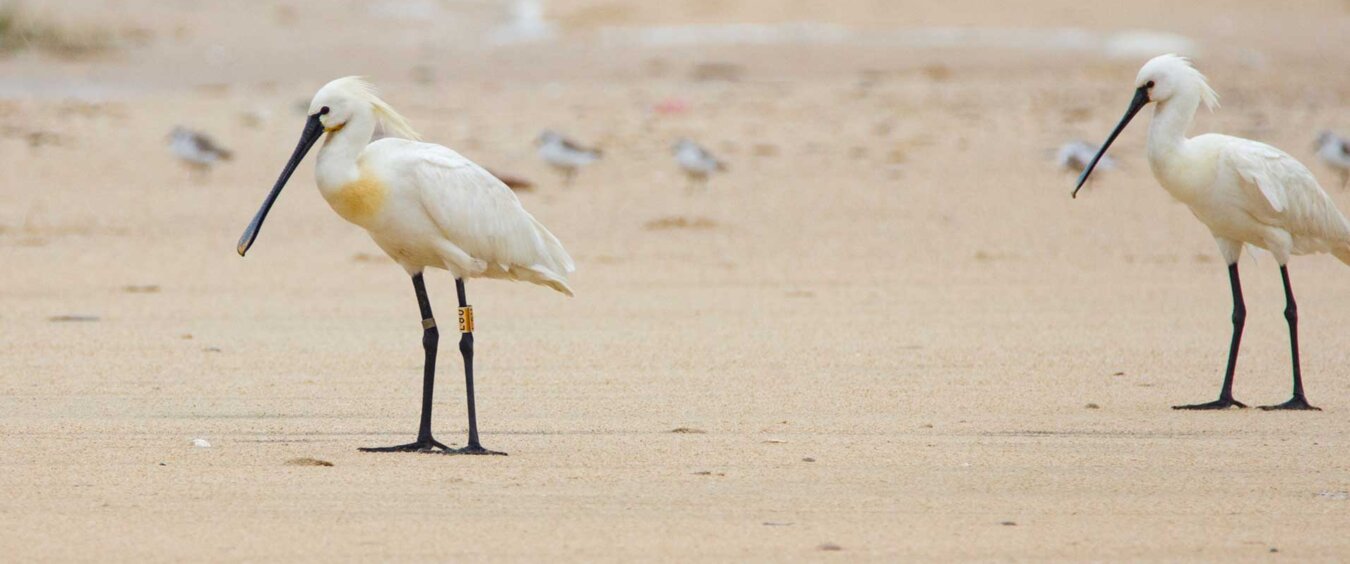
top-left (286, 457), bottom-right (334, 467)
top-left (191, 438), bottom-right (211, 448)
top-left (49, 315), bottom-right (99, 322)
top-left (643, 216), bottom-right (718, 231)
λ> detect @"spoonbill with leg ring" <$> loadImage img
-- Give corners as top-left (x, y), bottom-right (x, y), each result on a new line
top-left (1074, 55), bottom-right (1350, 411)
top-left (237, 77), bottom-right (575, 454)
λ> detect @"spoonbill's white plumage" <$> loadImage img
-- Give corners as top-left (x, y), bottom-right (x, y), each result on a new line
top-left (536, 130), bottom-right (600, 187)
top-left (673, 138), bottom-right (726, 189)
top-left (1315, 130), bottom-right (1350, 189)
top-left (169, 126), bottom-right (231, 175)
top-left (1055, 140), bottom-right (1114, 175)
top-left (1075, 54), bottom-right (1350, 411)
top-left (238, 77), bottom-right (574, 455)
top-left (484, 168), bottom-right (536, 192)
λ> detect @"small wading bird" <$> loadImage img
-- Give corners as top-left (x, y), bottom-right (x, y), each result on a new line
top-left (1075, 55), bottom-right (1350, 411)
top-left (1055, 140), bottom-right (1115, 175)
top-left (673, 138), bottom-right (727, 190)
top-left (1315, 130), bottom-right (1349, 189)
top-left (169, 126), bottom-right (232, 176)
top-left (238, 78), bottom-right (574, 454)
top-left (536, 130), bottom-right (600, 187)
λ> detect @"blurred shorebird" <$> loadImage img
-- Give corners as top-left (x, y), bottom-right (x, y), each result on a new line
top-left (1315, 130), bottom-right (1349, 189)
top-left (536, 130), bottom-right (600, 187)
top-left (237, 77), bottom-right (574, 455)
top-left (1075, 54), bottom-right (1350, 411)
top-left (1055, 140), bottom-right (1114, 175)
top-left (169, 126), bottom-right (231, 176)
top-left (673, 139), bottom-right (727, 190)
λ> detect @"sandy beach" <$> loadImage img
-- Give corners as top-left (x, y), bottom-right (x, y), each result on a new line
top-left (1, 0), bottom-right (1349, 560)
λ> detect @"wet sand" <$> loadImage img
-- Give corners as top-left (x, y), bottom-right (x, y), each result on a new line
top-left (1, 1), bottom-right (1349, 561)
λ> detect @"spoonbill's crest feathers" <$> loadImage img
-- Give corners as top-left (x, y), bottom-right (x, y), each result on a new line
top-left (313, 76), bottom-right (421, 141)
top-left (1137, 54), bottom-right (1220, 111)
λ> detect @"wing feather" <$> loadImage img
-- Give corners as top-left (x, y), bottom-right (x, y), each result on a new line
top-left (1224, 140), bottom-right (1350, 247)
top-left (403, 144), bottom-right (575, 295)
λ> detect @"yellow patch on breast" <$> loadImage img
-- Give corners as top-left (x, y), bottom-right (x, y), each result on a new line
top-left (329, 171), bottom-right (387, 225)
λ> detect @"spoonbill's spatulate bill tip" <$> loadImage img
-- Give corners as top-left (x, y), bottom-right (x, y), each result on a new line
top-left (235, 111), bottom-right (326, 257)
top-left (1076, 53), bottom-right (1349, 410)
top-left (1072, 85), bottom-right (1151, 198)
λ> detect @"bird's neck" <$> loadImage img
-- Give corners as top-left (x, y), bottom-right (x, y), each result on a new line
top-left (316, 111), bottom-right (377, 192)
top-left (1146, 90), bottom-right (1201, 161)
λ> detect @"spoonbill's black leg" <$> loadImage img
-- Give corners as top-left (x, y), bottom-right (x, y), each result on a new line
top-left (361, 273), bottom-right (452, 453)
top-left (448, 278), bottom-right (506, 455)
top-left (1175, 263), bottom-right (1249, 410)
top-left (1261, 266), bottom-right (1321, 411)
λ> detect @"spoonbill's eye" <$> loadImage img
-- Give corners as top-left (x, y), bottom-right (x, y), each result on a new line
top-left (319, 106), bottom-right (331, 115)
top-left (1145, 81), bottom-right (1155, 89)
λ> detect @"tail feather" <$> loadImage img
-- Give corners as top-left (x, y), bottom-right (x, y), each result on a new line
top-left (1335, 244), bottom-right (1350, 266)
top-left (520, 215), bottom-right (575, 296)
top-left (523, 264), bottom-right (574, 296)
top-left (480, 263), bottom-right (574, 296)
top-left (530, 216), bottom-right (576, 275)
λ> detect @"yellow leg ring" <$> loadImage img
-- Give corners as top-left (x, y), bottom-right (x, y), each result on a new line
top-left (458, 306), bottom-right (474, 333)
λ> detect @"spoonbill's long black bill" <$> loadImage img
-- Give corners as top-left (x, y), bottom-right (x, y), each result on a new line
top-left (237, 113), bottom-right (325, 256)
top-left (1072, 85), bottom-right (1151, 198)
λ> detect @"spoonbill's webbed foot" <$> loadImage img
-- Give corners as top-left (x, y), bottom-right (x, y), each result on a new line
top-left (446, 444), bottom-right (507, 456)
top-left (449, 279), bottom-right (506, 457)
top-left (1266, 267), bottom-right (1319, 412)
top-left (360, 273), bottom-right (457, 455)
top-left (1173, 397), bottom-right (1248, 410)
top-left (1259, 396), bottom-right (1321, 411)
top-left (360, 437), bottom-right (453, 453)
top-left (1176, 262), bottom-right (1250, 412)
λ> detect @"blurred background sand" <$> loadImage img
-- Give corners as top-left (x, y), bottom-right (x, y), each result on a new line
top-left (1, 0), bottom-right (1348, 561)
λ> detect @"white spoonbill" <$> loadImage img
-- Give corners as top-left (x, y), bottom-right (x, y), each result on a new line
top-left (238, 77), bottom-right (575, 454)
top-left (1074, 55), bottom-right (1350, 411)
